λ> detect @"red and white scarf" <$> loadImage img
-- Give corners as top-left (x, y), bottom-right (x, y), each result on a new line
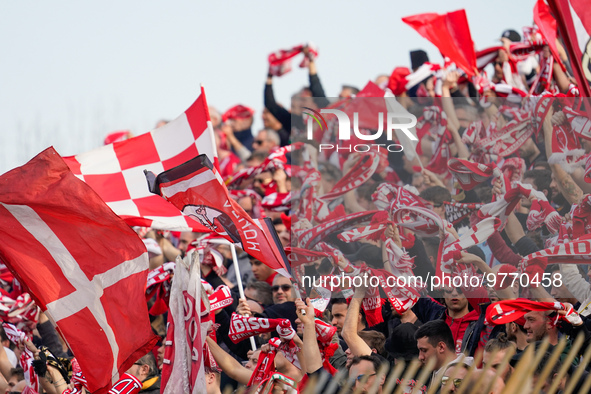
top-left (315, 153), bottom-right (380, 221)
top-left (228, 314), bottom-right (289, 344)
top-left (436, 217), bottom-right (501, 277)
top-left (107, 373), bottom-right (143, 394)
top-left (477, 182), bottom-right (546, 230)
top-left (268, 44), bottom-right (318, 77)
top-left (527, 199), bottom-right (561, 234)
top-left (487, 299), bottom-right (581, 326)
top-left (518, 236), bottom-right (591, 274)
top-left (247, 347), bottom-right (277, 388)
top-left (297, 210), bottom-right (378, 249)
top-left (145, 262), bottom-right (175, 316)
top-left (229, 189), bottom-right (262, 218)
top-left (448, 159), bottom-right (502, 191)
top-left (391, 206), bottom-right (444, 238)
top-left (444, 201), bottom-right (483, 226)
top-left (3, 323), bottom-right (38, 392)
top-left (208, 285), bottom-right (233, 313)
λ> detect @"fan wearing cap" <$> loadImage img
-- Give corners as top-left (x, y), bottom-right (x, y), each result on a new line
top-left (222, 105), bottom-right (255, 152)
top-left (500, 29), bottom-right (521, 49)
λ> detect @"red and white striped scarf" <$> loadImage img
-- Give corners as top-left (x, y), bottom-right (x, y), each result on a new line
top-left (225, 144), bottom-right (298, 188)
top-left (319, 242), bottom-right (421, 316)
top-left (425, 129), bottom-right (453, 176)
top-left (484, 110), bottom-right (534, 158)
top-left (297, 211), bottom-right (378, 249)
top-left (436, 217), bottom-right (500, 277)
top-left (261, 192), bottom-right (291, 212)
top-left (391, 206), bottom-right (444, 238)
top-left (477, 182), bottom-right (546, 230)
top-left (315, 153), bottom-right (380, 221)
top-left (338, 222), bottom-right (387, 243)
top-left (565, 105), bottom-right (591, 140)
top-left (529, 50), bottom-right (555, 95)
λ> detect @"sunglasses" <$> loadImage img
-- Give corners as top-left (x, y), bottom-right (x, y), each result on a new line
top-left (441, 376), bottom-right (463, 388)
top-left (272, 284), bottom-right (292, 292)
top-left (355, 372), bottom-right (377, 382)
top-left (443, 288), bottom-right (464, 295)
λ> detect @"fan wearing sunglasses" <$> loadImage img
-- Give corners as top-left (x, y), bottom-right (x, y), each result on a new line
top-left (440, 362), bottom-right (470, 393)
top-left (271, 275), bottom-right (294, 305)
top-left (348, 355), bottom-right (385, 394)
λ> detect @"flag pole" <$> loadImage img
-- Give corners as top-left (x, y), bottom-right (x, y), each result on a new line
top-left (206, 238), bottom-right (257, 351)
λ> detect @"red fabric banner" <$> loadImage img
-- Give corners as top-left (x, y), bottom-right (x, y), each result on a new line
top-left (0, 147), bottom-right (157, 394)
top-left (402, 10), bottom-right (477, 77)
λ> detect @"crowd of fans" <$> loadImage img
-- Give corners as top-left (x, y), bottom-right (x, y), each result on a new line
top-left (4, 14), bottom-right (591, 394)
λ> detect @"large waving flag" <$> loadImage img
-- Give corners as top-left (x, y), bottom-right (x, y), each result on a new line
top-left (63, 86), bottom-right (216, 232)
top-left (0, 147), bottom-right (158, 394)
top-left (402, 9), bottom-right (477, 77)
top-left (548, 0), bottom-right (591, 97)
top-left (146, 154), bottom-right (292, 278)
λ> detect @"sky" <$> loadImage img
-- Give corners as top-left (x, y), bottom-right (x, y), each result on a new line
top-left (0, 0), bottom-right (536, 173)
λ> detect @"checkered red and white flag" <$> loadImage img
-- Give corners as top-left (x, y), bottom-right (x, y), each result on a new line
top-left (63, 86), bottom-right (217, 232)
top-left (0, 148), bottom-right (158, 394)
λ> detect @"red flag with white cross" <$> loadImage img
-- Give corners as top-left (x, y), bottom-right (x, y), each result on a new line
top-left (0, 147), bottom-right (158, 394)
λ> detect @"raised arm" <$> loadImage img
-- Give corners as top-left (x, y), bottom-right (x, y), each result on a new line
top-left (205, 337), bottom-right (253, 385)
top-left (456, 252), bottom-right (515, 301)
top-left (295, 298), bottom-right (323, 374)
top-left (341, 286), bottom-right (372, 357)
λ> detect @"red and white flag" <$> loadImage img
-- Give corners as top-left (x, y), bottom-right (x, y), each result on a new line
top-left (0, 148), bottom-right (158, 394)
top-left (161, 254), bottom-right (211, 394)
top-left (63, 87), bottom-right (217, 232)
top-left (146, 154), bottom-right (291, 278)
top-left (548, 0), bottom-right (591, 98)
